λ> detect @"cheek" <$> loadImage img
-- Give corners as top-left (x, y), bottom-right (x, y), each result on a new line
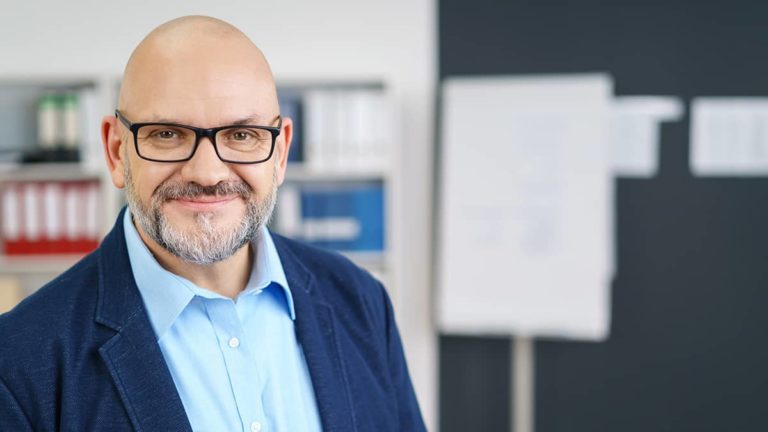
top-left (236, 165), bottom-right (275, 195)
top-left (131, 163), bottom-right (178, 203)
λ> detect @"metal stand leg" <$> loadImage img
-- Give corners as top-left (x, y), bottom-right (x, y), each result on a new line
top-left (513, 337), bottom-right (534, 432)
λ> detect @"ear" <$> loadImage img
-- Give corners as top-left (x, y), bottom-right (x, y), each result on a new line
top-left (101, 115), bottom-right (126, 189)
top-left (274, 116), bottom-right (293, 186)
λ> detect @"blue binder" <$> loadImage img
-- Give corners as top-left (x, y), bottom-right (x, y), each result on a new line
top-left (299, 182), bottom-right (384, 252)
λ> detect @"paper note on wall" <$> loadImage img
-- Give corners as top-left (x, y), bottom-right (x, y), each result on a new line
top-left (691, 98), bottom-right (768, 176)
top-left (610, 96), bottom-right (683, 177)
top-left (437, 74), bottom-right (614, 341)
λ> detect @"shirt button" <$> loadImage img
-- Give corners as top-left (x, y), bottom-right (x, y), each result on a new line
top-left (228, 337), bottom-right (240, 348)
top-left (250, 421), bottom-right (262, 432)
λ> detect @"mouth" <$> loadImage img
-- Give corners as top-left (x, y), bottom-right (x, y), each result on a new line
top-left (170, 195), bottom-right (241, 211)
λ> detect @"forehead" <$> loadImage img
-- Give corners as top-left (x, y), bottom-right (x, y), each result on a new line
top-left (120, 36), bottom-right (278, 125)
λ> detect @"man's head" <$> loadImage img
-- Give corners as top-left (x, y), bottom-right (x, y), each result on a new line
top-left (102, 16), bottom-right (292, 265)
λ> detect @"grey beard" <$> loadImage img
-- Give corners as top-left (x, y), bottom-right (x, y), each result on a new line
top-left (124, 164), bottom-right (277, 265)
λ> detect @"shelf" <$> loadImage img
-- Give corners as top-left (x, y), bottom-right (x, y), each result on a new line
top-left (278, 80), bottom-right (385, 91)
top-left (285, 164), bottom-right (389, 182)
top-left (0, 254), bottom-right (84, 275)
top-left (0, 162), bottom-right (102, 182)
top-left (0, 251), bottom-right (384, 277)
top-left (0, 78), bottom-right (399, 313)
top-left (0, 75), bottom-right (99, 87)
top-left (339, 250), bottom-right (388, 272)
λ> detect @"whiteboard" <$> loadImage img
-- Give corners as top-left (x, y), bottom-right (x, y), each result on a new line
top-left (437, 74), bottom-right (614, 340)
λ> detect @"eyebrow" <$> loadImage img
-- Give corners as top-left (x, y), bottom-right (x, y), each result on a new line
top-left (230, 115), bottom-right (277, 126)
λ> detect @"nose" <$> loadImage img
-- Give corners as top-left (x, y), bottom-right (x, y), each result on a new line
top-left (179, 136), bottom-right (231, 186)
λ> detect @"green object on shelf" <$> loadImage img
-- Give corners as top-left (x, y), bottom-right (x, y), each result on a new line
top-left (61, 92), bottom-right (78, 108)
top-left (37, 92), bottom-right (60, 149)
top-left (38, 93), bottom-right (58, 108)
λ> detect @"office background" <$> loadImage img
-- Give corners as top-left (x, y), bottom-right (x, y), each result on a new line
top-left (2, 1), bottom-right (767, 431)
top-left (0, 0), bottom-right (439, 427)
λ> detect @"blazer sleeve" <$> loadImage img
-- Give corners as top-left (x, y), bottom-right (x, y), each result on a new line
top-left (380, 282), bottom-right (427, 432)
top-left (0, 374), bottom-right (33, 431)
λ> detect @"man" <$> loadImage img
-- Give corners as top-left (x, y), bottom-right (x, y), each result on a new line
top-left (0, 16), bottom-right (425, 431)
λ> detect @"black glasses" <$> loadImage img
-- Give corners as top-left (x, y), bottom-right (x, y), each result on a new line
top-left (115, 110), bottom-right (282, 164)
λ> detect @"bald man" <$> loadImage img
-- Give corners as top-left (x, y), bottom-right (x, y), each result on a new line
top-left (0, 16), bottom-right (425, 432)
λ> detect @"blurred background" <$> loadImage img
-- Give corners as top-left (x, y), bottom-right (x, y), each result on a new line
top-left (2, 1), bottom-right (768, 431)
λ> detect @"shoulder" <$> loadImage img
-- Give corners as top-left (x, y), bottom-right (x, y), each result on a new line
top-left (0, 251), bottom-right (102, 368)
top-left (271, 232), bottom-right (377, 280)
top-left (270, 232), bottom-right (391, 325)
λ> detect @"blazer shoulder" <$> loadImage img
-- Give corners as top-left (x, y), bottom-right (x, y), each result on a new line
top-left (271, 231), bottom-right (380, 284)
top-left (270, 232), bottom-right (390, 322)
top-left (0, 251), bottom-right (101, 361)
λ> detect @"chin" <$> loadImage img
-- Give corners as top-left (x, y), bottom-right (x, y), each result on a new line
top-left (190, 210), bottom-right (238, 230)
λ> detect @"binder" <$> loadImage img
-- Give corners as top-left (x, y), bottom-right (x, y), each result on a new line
top-left (279, 181), bottom-right (384, 252)
top-left (278, 92), bottom-right (304, 163)
top-left (299, 87), bottom-right (390, 171)
top-left (1, 183), bottom-right (21, 254)
top-left (0, 180), bottom-right (101, 255)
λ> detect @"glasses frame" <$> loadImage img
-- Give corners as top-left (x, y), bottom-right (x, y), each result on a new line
top-left (114, 109), bottom-right (282, 164)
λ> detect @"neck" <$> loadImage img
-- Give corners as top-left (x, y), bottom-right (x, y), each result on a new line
top-left (134, 222), bottom-right (253, 299)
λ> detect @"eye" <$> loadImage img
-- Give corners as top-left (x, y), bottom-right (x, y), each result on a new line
top-left (232, 130), bottom-right (254, 141)
top-left (154, 129), bottom-right (178, 139)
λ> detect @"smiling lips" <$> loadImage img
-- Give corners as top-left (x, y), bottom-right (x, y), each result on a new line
top-left (172, 195), bottom-right (240, 211)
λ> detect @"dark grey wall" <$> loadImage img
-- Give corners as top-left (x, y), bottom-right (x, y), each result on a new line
top-left (438, 1), bottom-right (768, 431)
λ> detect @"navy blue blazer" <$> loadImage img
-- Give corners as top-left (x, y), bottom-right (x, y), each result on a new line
top-left (0, 209), bottom-right (426, 431)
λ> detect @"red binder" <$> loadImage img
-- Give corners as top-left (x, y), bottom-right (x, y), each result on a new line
top-left (1, 180), bottom-right (101, 256)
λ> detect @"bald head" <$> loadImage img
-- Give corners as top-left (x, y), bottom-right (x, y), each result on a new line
top-left (150, 15), bottom-right (246, 40)
top-left (118, 16), bottom-right (279, 126)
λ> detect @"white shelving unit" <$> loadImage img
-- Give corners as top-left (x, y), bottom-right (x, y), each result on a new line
top-left (0, 75), bottom-right (118, 299)
top-left (275, 81), bottom-right (402, 307)
top-left (0, 78), bottom-right (402, 312)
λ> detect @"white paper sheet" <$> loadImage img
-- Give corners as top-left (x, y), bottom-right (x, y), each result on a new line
top-left (437, 74), bottom-right (614, 340)
top-left (610, 96), bottom-right (683, 177)
top-left (691, 98), bottom-right (768, 176)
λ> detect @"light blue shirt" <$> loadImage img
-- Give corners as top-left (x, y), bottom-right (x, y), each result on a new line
top-left (123, 210), bottom-right (322, 432)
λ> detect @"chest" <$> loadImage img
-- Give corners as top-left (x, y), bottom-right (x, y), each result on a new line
top-left (158, 294), bottom-right (323, 432)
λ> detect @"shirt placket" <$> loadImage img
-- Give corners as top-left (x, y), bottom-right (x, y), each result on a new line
top-left (204, 298), bottom-right (268, 432)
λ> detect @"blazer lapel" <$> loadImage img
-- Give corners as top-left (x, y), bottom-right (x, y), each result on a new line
top-left (94, 210), bottom-right (192, 431)
top-left (98, 319), bottom-right (192, 431)
top-left (273, 235), bottom-right (357, 432)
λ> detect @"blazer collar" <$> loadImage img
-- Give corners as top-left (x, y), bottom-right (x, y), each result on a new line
top-left (94, 208), bottom-right (192, 431)
top-left (271, 234), bottom-right (358, 432)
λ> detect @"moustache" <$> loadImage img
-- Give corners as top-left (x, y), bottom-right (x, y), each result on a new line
top-left (153, 181), bottom-right (253, 202)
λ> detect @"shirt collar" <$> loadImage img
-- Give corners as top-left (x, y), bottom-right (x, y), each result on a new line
top-left (123, 209), bottom-right (296, 340)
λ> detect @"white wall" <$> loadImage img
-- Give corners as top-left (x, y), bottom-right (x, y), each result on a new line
top-left (0, 0), bottom-right (438, 428)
